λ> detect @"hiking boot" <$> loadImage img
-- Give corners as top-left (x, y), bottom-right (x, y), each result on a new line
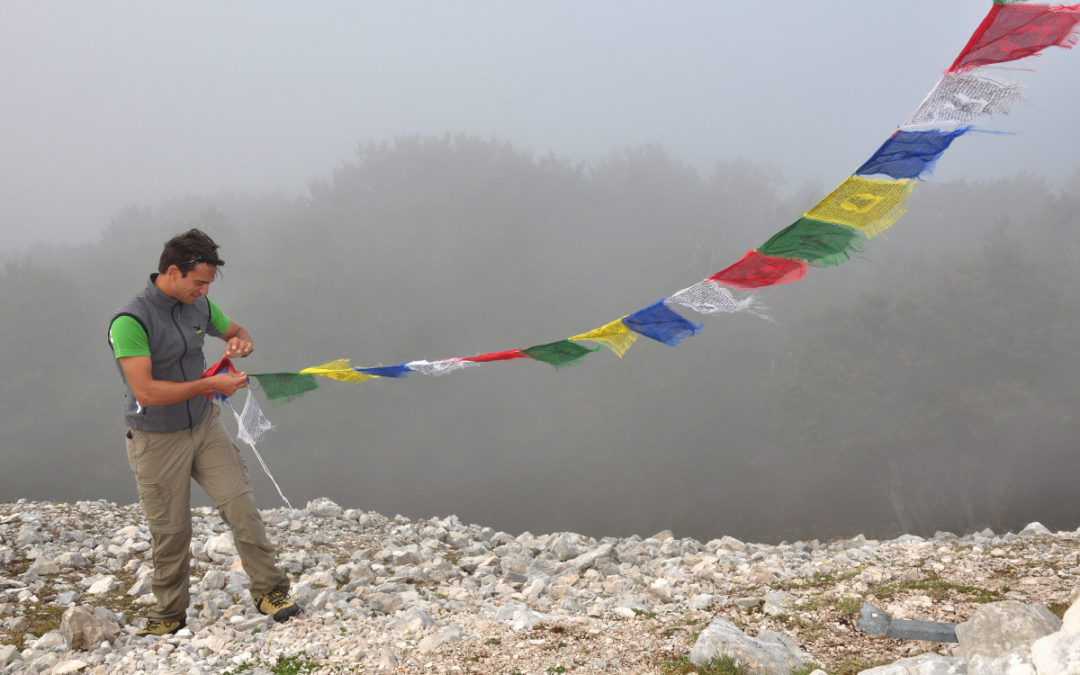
top-left (254, 588), bottom-right (300, 622)
top-left (136, 618), bottom-right (186, 637)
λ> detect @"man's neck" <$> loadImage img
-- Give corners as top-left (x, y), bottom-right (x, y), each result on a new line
top-left (153, 273), bottom-right (180, 302)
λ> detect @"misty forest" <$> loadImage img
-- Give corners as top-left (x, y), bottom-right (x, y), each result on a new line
top-left (4, 134), bottom-right (1080, 543)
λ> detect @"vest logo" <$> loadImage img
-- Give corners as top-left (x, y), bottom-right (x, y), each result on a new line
top-left (194, 325), bottom-right (204, 335)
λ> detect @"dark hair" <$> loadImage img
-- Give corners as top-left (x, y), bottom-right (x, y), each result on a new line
top-left (157, 228), bottom-right (225, 276)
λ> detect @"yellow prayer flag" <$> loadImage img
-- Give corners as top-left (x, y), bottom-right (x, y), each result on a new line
top-left (805, 176), bottom-right (915, 237)
top-left (570, 317), bottom-right (637, 358)
top-left (299, 359), bottom-right (380, 383)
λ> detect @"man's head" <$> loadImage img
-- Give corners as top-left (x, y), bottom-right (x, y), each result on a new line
top-left (158, 228), bottom-right (225, 276)
top-left (156, 229), bottom-right (226, 304)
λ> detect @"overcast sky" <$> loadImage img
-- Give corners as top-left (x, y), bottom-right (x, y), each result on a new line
top-left (3, 1), bottom-right (1079, 253)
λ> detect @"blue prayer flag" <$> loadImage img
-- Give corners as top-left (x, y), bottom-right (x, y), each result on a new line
top-left (622, 300), bottom-right (704, 347)
top-left (856, 127), bottom-right (972, 180)
top-left (353, 363), bottom-right (414, 378)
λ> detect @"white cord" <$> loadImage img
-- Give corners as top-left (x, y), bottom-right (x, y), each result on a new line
top-left (227, 393), bottom-right (294, 511)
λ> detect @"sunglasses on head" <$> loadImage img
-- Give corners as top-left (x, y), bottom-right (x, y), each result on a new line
top-left (177, 257), bottom-right (217, 268)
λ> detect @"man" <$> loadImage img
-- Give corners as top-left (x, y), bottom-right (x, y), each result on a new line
top-left (108, 228), bottom-right (300, 636)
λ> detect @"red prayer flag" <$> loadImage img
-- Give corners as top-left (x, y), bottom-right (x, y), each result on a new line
top-left (708, 251), bottom-right (808, 290)
top-left (949, 3), bottom-right (1080, 73)
top-left (200, 356), bottom-right (237, 399)
top-left (462, 349), bottom-right (528, 363)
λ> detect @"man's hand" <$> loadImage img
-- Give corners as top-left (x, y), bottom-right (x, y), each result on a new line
top-left (224, 335), bottom-right (254, 358)
top-left (207, 371), bottom-right (249, 397)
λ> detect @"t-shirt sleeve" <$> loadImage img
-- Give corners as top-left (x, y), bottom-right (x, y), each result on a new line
top-left (109, 315), bottom-right (150, 358)
top-left (207, 298), bottom-right (231, 337)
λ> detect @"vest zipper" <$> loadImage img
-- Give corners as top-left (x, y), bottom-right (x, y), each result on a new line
top-left (171, 303), bottom-right (194, 429)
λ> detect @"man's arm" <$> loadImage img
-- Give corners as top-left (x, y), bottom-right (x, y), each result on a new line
top-left (118, 356), bottom-right (248, 407)
top-left (220, 321), bottom-right (254, 359)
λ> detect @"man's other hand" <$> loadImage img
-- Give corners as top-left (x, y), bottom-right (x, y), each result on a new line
top-left (209, 372), bottom-right (249, 397)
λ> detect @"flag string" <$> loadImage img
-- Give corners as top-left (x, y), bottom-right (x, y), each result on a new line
top-left (242, 2), bottom-right (1080, 406)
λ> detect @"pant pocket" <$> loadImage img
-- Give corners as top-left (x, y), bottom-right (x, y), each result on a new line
top-left (135, 480), bottom-right (173, 529)
top-left (125, 430), bottom-right (173, 529)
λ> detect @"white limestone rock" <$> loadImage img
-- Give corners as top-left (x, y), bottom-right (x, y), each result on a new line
top-left (1061, 597), bottom-right (1080, 635)
top-left (690, 617), bottom-right (804, 673)
top-left (85, 575), bottom-right (120, 595)
top-left (1031, 629), bottom-right (1080, 674)
top-left (306, 498), bottom-right (344, 519)
top-left (416, 624), bottom-right (464, 653)
top-left (956, 601), bottom-right (1061, 661)
top-left (858, 653), bottom-right (967, 674)
top-left (0, 644), bottom-right (19, 668)
top-left (205, 532), bottom-right (237, 560)
top-left (60, 605), bottom-right (120, 650)
top-left (1019, 522), bottom-right (1051, 537)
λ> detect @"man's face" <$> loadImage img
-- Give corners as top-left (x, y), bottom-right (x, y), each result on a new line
top-left (171, 263), bottom-right (217, 304)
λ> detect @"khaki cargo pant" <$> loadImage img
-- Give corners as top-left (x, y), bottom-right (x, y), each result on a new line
top-left (125, 404), bottom-right (289, 621)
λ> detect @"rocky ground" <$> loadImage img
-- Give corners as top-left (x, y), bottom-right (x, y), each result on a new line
top-left (1, 498), bottom-right (1078, 674)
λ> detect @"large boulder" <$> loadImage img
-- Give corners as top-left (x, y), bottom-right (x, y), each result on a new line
top-left (0, 644), bottom-right (20, 669)
top-left (1062, 597), bottom-right (1080, 635)
top-left (955, 601), bottom-right (1061, 662)
top-left (60, 605), bottom-right (121, 650)
top-left (1031, 630), bottom-right (1080, 673)
top-left (1031, 596), bottom-right (1080, 674)
top-left (690, 617), bottom-right (804, 674)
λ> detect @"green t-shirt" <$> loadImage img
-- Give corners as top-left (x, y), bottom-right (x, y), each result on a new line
top-left (109, 298), bottom-right (231, 358)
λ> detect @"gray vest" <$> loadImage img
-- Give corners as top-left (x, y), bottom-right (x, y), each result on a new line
top-left (109, 275), bottom-right (222, 432)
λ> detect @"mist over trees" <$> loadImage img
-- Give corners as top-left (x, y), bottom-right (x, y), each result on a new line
top-left (4, 135), bottom-right (1080, 542)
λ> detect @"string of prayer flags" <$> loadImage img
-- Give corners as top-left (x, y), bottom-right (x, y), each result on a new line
top-left (246, 2), bottom-right (1079, 407)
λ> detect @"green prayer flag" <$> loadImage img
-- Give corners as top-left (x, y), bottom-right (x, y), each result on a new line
top-left (757, 217), bottom-right (864, 267)
top-left (521, 340), bottom-right (600, 368)
top-left (250, 372), bottom-right (319, 405)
